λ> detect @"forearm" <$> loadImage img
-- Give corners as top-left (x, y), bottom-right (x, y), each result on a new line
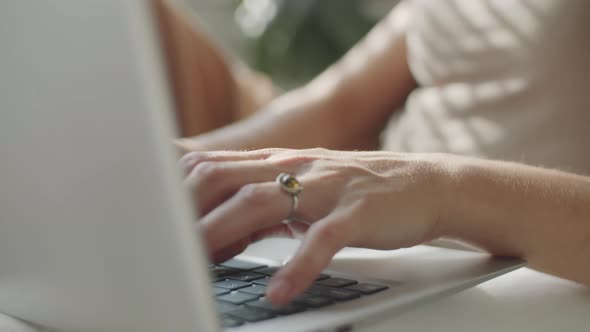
top-left (154, 0), bottom-right (237, 136)
top-left (176, 85), bottom-right (345, 152)
top-left (440, 157), bottom-right (590, 285)
top-left (177, 0), bottom-right (417, 153)
top-left (320, 0), bottom-right (416, 150)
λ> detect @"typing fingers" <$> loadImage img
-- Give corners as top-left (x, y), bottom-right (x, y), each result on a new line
top-left (265, 211), bottom-right (356, 305)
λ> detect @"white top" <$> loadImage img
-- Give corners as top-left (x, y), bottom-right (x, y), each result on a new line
top-left (383, 0), bottom-right (590, 173)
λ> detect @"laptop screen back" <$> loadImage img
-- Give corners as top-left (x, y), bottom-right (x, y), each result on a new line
top-left (0, 1), bottom-right (217, 331)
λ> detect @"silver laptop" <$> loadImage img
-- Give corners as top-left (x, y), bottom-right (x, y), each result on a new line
top-left (0, 1), bottom-right (522, 332)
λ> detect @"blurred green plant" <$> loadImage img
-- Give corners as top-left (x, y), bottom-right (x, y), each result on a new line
top-left (234, 0), bottom-right (382, 88)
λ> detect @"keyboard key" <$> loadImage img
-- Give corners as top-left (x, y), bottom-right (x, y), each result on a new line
top-left (226, 271), bottom-right (266, 282)
top-left (345, 283), bottom-right (390, 295)
top-left (243, 299), bottom-right (280, 312)
top-left (210, 266), bottom-right (240, 280)
top-left (318, 288), bottom-right (361, 301)
top-left (213, 286), bottom-right (230, 296)
top-left (238, 284), bottom-right (268, 296)
top-left (220, 259), bottom-right (267, 271)
top-left (294, 294), bottom-right (334, 308)
top-left (274, 302), bottom-right (307, 315)
top-left (210, 267), bottom-right (390, 324)
top-left (218, 292), bottom-right (261, 305)
top-left (304, 285), bottom-right (331, 296)
top-left (305, 285), bottom-right (361, 301)
top-left (255, 266), bottom-right (330, 281)
top-left (246, 299), bottom-right (307, 315)
top-left (227, 307), bottom-right (275, 322)
top-left (315, 277), bottom-right (358, 288)
top-left (221, 314), bottom-right (243, 328)
top-left (214, 279), bottom-right (251, 290)
top-left (252, 276), bottom-right (272, 285)
top-left (217, 301), bottom-right (240, 314)
top-left (315, 273), bottom-right (331, 281)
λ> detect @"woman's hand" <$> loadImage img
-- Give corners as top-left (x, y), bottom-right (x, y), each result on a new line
top-left (181, 148), bottom-right (447, 305)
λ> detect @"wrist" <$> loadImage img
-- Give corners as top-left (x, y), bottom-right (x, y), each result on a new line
top-left (427, 154), bottom-right (472, 240)
top-left (429, 155), bottom-right (520, 255)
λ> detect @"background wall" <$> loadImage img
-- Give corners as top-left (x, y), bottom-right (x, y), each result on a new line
top-left (187, 0), bottom-right (400, 88)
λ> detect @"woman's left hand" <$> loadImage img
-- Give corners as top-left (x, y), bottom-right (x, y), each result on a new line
top-left (181, 148), bottom-right (448, 305)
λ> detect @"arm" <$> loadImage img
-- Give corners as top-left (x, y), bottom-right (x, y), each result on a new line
top-left (180, 149), bottom-right (590, 305)
top-left (175, 0), bottom-right (417, 152)
top-left (153, 0), bottom-right (238, 136)
top-left (441, 158), bottom-right (590, 286)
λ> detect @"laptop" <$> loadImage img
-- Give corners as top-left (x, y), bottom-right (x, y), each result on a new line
top-left (0, 1), bottom-right (523, 331)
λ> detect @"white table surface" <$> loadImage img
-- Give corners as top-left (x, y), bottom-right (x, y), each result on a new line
top-left (0, 314), bottom-right (37, 332)
top-left (2, 240), bottom-right (589, 332)
top-left (368, 268), bottom-right (590, 332)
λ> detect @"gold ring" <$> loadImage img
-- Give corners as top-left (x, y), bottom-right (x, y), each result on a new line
top-left (276, 173), bottom-right (303, 222)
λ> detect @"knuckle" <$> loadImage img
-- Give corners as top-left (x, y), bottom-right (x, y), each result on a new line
top-left (251, 148), bottom-right (289, 161)
top-left (260, 147), bottom-right (288, 156)
top-left (271, 154), bottom-right (317, 168)
top-left (236, 183), bottom-right (270, 207)
top-left (191, 161), bottom-right (222, 185)
top-left (306, 147), bottom-right (329, 155)
top-left (178, 152), bottom-right (200, 171)
top-left (343, 163), bottom-right (369, 177)
top-left (178, 151), bottom-right (211, 172)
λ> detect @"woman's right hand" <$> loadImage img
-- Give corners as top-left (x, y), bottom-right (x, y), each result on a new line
top-left (181, 148), bottom-right (450, 305)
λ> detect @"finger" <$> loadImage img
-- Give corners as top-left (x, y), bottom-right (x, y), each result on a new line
top-left (265, 212), bottom-right (355, 305)
top-left (200, 182), bottom-right (292, 254)
top-left (191, 160), bottom-right (342, 221)
top-left (186, 159), bottom-right (286, 215)
top-left (210, 237), bottom-right (251, 263)
top-left (179, 149), bottom-right (287, 175)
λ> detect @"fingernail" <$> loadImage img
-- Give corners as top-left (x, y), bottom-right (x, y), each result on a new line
top-left (267, 277), bottom-right (293, 304)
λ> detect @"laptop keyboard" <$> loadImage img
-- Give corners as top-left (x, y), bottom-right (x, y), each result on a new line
top-left (211, 259), bottom-right (392, 328)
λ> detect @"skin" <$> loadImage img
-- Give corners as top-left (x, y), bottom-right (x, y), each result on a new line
top-left (180, 149), bottom-right (590, 305)
top-left (155, 0), bottom-right (417, 152)
top-left (153, 0), bottom-right (237, 136)
top-left (156, 0), bottom-right (590, 306)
